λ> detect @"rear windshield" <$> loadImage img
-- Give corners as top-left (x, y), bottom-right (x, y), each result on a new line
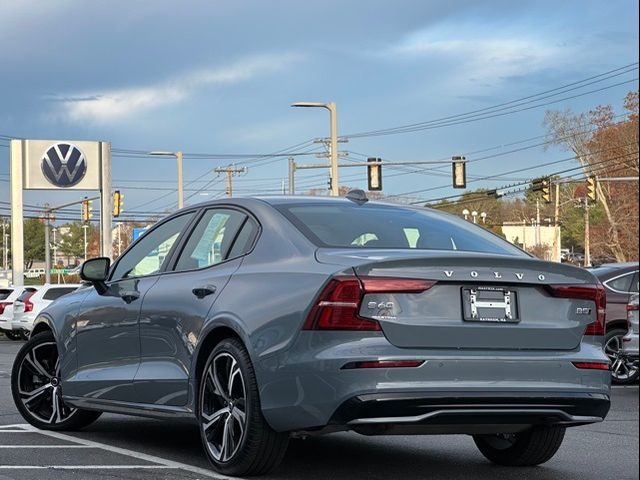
top-left (43, 287), bottom-right (77, 301)
top-left (16, 290), bottom-right (35, 302)
top-left (0, 289), bottom-right (13, 300)
top-left (276, 202), bottom-right (524, 256)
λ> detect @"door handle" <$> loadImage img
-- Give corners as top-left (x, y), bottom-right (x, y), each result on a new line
top-left (192, 285), bottom-right (217, 299)
top-left (121, 290), bottom-right (140, 304)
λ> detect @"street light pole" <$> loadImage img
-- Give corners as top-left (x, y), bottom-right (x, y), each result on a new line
top-left (176, 151), bottom-right (184, 209)
top-left (149, 151), bottom-right (184, 209)
top-left (292, 101), bottom-right (340, 196)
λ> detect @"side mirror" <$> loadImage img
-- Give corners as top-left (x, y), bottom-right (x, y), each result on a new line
top-left (80, 257), bottom-right (110, 294)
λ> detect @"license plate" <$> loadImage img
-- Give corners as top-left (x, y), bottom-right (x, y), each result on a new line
top-left (462, 286), bottom-right (519, 323)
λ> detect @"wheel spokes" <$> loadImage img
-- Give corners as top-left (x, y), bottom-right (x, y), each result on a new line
top-left (18, 341), bottom-right (77, 425)
top-left (201, 352), bottom-right (248, 463)
top-left (20, 383), bottom-right (52, 404)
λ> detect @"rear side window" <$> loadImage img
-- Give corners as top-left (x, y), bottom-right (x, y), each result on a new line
top-left (227, 218), bottom-right (259, 259)
top-left (276, 202), bottom-right (524, 256)
top-left (16, 290), bottom-right (35, 302)
top-left (43, 287), bottom-right (77, 301)
top-left (606, 273), bottom-right (635, 292)
top-left (0, 289), bottom-right (12, 300)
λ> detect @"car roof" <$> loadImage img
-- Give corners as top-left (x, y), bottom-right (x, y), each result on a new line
top-left (187, 195), bottom-right (429, 212)
top-left (590, 263), bottom-right (639, 278)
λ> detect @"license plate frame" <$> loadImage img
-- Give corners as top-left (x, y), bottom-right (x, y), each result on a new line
top-left (462, 286), bottom-right (519, 323)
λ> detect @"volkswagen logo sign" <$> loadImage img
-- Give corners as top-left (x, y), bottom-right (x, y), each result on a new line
top-left (41, 143), bottom-right (87, 188)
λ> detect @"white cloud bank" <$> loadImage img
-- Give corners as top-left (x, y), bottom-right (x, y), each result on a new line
top-left (48, 53), bottom-right (300, 123)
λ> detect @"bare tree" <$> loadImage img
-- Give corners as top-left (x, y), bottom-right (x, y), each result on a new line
top-left (544, 92), bottom-right (639, 262)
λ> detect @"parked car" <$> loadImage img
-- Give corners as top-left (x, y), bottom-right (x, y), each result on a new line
top-left (591, 263), bottom-right (640, 384)
top-left (12, 195), bottom-right (611, 476)
top-left (11, 284), bottom-right (82, 336)
top-left (622, 294), bottom-right (639, 366)
top-left (24, 268), bottom-right (46, 279)
top-left (1, 287), bottom-right (39, 340)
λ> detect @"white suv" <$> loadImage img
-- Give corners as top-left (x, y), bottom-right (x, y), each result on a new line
top-left (11, 284), bottom-right (81, 335)
top-left (1, 287), bottom-right (40, 340)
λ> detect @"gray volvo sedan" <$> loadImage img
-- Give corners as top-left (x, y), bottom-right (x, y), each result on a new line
top-left (12, 193), bottom-right (611, 476)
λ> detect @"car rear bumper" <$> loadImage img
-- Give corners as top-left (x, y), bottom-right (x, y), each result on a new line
top-left (0, 317), bottom-right (13, 331)
top-left (257, 333), bottom-right (611, 433)
top-left (11, 313), bottom-right (35, 332)
top-left (324, 391), bottom-right (609, 435)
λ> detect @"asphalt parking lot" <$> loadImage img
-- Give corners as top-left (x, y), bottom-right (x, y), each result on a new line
top-left (0, 337), bottom-right (638, 480)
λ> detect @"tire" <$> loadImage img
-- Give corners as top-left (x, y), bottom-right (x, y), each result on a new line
top-left (198, 338), bottom-right (289, 476)
top-left (11, 331), bottom-right (102, 431)
top-left (605, 328), bottom-right (640, 385)
top-left (473, 426), bottom-right (566, 466)
top-left (5, 331), bottom-right (22, 341)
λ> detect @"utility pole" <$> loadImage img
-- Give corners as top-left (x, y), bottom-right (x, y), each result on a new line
top-left (1, 220), bottom-right (7, 271)
top-left (553, 183), bottom-right (561, 262)
top-left (535, 199), bottom-right (541, 246)
top-left (52, 227), bottom-right (57, 269)
top-left (214, 166), bottom-right (248, 198)
top-left (44, 204), bottom-right (51, 284)
top-left (584, 197), bottom-right (591, 267)
top-left (288, 157), bottom-right (296, 195)
top-left (117, 223), bottom-right (122, 257)
top-left (328, 102), bottom-right (339, 196)
top-left (83, 224), bottom-right (89, 262)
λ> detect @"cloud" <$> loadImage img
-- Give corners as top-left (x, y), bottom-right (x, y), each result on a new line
top-left (47, 53), bottom-right (300, 123)
top-left (388, 25), bottom-right (572, 88)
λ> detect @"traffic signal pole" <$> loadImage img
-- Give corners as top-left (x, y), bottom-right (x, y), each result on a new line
top-left (584, 197), bottom-right (591, 267)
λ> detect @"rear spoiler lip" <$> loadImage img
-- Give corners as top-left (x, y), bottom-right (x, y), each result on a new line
top-left (316, 248), bottom-right (598, 285)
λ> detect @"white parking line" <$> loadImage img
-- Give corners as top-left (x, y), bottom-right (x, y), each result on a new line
top-left (0, 445), bottom-right (93, 448)
top-left (0, 465), bottom-right (175, 470)
top-left (7, 424), bottom-right (240, 480)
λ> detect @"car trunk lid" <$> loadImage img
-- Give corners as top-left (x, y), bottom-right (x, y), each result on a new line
top-left (322, 251), bottom-right (599, 351)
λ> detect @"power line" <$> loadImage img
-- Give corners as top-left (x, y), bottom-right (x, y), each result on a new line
top-left (345, 63), bottom-right (639, 138)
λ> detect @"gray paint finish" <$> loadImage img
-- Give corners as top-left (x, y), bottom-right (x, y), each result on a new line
top-left (30, 196), bottom-right (610, 435)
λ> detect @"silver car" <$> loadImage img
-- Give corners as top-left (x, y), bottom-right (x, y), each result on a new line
top-left (622, 293), bottom-right (639, 362)
top-left (12, 194), bottom-right (611, 476)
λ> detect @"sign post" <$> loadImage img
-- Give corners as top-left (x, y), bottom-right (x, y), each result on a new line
top-left (9, 139), bottom-right (112, 286)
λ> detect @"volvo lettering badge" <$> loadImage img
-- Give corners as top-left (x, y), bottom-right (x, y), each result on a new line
top-left (41, 143), bottom-right (87, 187)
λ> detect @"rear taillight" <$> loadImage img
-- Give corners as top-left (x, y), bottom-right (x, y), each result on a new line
top-left (627, 303), bottom-right (639, 312)
top-left (547, 284), bottom-right (606, 336)
top-left (23, 299), bottom-right (34, 313)
top-left (303, 276), bottom-right (436, 331)
top-left (572, 361), bottom-right (610, 371)
top-left (0, 302), bottom-right (9, 315)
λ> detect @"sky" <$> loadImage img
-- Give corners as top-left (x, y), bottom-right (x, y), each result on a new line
top-left (0, 0), bottom-right (638, 221)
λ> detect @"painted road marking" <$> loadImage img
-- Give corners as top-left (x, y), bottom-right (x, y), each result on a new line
top-left (0, 465), bottom-right (176, 470)
top-left (1, 424), bottom-right (240, 480)
top-left (0, 445), bottom-right (93, 448)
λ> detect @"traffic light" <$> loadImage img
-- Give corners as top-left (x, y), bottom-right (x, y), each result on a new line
top-left (113, 190), bottom-right (124, 217)
top-left (586, 176), bottom-right (598, 203)
top-left (541, 178), bottom-right (551, 204)
top-left (367, 157), bottom-right (382, 191)
top-left (452, 156), bottom-right (466, 189)
top-left (81, 199), bottom-right (93, 222)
